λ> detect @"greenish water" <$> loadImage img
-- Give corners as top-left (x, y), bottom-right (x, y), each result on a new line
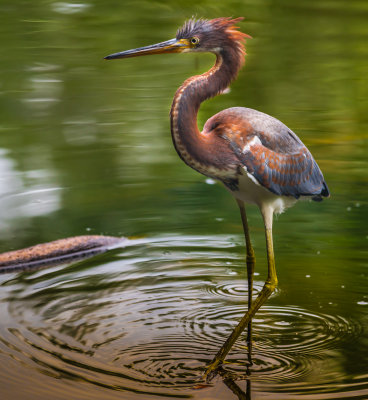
top-left (0, 0), bottom-right (367, 399)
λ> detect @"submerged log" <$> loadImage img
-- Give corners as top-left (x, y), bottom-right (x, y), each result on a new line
top-left (0, 235), bottom-right (126, 273)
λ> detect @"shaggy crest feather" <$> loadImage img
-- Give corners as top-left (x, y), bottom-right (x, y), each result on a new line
top-left (176, 17), bottom-right (250, 63)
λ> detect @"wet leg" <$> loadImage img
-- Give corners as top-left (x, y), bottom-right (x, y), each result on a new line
top-left (237, 200), bottom-right (255, 364)
top-left (203, 206), bottom-right (277, 381)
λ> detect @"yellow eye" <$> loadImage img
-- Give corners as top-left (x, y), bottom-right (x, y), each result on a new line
top-left (190, 36), bottom-right (200, 45)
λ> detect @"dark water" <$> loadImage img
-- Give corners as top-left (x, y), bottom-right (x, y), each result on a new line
top-left (0, 1), bottom-right (367, 399)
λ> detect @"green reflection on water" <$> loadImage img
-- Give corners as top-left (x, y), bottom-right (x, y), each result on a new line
top-left (0, 0), bottom-right (367, 399)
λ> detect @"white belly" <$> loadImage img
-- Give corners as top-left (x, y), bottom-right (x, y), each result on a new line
top-left (226, 171), bottom-right (297, 215)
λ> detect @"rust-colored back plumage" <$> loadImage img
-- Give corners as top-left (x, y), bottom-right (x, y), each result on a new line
top-left (204, 107), bottom-right (329, 199)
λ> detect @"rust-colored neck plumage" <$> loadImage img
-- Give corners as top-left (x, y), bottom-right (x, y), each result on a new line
top-left (170, 46), bottom-right (245, 178)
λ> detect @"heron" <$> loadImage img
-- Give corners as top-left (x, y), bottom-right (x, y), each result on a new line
top-left (105, 17), bottom-right (329, 380)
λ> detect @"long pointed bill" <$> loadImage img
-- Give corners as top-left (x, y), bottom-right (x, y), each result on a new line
top-left (104, 38), bottom-right (189, 60)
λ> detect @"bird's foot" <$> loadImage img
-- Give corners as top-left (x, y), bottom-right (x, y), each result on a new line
top-left (202, 359), bottom-right (222, 383)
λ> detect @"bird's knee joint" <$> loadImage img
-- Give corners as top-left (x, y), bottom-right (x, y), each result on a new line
top-left (265, 278), bottom-right (278, 292)
top-left (246, 254), bottom-right (256, 263)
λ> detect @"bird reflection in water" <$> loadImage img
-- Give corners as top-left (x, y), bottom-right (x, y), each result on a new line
top-left (195, 334), bottom-right (253, 400)
top-left (220, 367), bottom-right (252, 400)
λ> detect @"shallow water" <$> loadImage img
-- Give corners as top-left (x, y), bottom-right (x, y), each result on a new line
top-left (0, 0), bottom-right (367, 399)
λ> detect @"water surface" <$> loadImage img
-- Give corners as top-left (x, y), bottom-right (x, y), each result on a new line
top-left (0, 0), bottom-right (367, 399)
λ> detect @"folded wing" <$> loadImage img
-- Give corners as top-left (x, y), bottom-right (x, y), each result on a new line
top-left (230, 135), bottom-right (329, 200)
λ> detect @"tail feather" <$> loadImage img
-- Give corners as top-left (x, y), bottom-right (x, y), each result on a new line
top-left (312, 181), bottom-right (330, 202)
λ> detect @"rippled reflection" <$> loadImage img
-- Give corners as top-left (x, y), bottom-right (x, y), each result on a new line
top-left (0, 235), bottom-right (366, 399)
top-left (0, 0), bottom-right (367, 398)
top-left (0, 149), bottom-right (61, 235)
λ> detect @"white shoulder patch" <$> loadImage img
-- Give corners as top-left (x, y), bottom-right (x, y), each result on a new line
top-left (242, 136), bottom-right (262, 154)
top-left (242, 165), bottom-right (261, 187)
top-left (247, 170), bottom-right (262, 186)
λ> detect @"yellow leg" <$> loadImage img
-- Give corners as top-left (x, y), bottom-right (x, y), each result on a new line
top-left (237, 200), bottom-right (255, 363)
top-left (203, 206), bottom-right (277, 382)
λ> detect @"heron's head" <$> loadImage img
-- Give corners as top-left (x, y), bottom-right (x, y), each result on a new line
top-left (104, 17), bottom-right (250, 61)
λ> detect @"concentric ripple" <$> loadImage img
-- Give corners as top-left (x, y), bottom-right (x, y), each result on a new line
top-left (205, 281), bottom-right (264, 299)
top-left (0, 235), bottom-right (367, 399)
top-left (181, 302), bottom-right (363, 384)
top-left (252, 306), bottom-right (364, 354)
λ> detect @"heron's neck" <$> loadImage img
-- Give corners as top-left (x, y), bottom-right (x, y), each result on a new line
top-left (170, 50), bottom-right (242, 177)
